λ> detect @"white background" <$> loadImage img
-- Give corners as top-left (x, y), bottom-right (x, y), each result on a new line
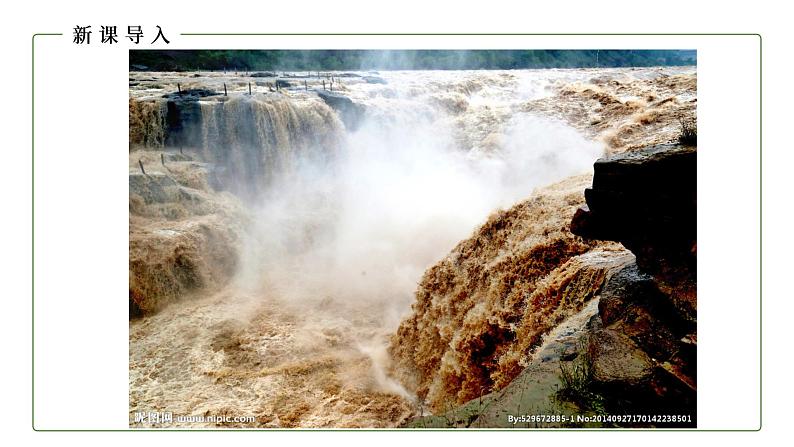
top-left (2, 1), bottom-right (790, 445)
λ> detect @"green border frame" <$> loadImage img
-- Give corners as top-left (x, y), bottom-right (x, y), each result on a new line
top-left (31, 32), bottom-right (762, 432)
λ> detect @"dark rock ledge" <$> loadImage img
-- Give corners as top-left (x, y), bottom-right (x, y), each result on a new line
top-left (571, 144), bottom-right (697, 425)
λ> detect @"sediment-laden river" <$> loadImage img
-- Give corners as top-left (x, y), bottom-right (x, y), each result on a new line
top-left (129, 67), bottom-right (696, 427)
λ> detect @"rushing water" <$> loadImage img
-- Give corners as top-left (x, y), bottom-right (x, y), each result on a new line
top-left (129, 67), bottom-right (695, 427)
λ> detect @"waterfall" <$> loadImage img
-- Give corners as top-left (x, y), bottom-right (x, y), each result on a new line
top-left (131, 94), bottom-right (344, 199)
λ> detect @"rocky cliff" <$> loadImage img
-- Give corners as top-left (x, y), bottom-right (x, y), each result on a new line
top-left (571, 143), bottom-right (696, 320)
top-left (569, 143), bottom-right (696, 425)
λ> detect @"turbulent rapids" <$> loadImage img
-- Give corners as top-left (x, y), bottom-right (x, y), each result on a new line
top-left (129, 67), bottom-right (696, 427)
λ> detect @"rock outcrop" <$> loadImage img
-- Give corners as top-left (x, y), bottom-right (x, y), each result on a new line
top-left (275, 79), bottom-right (293, 89)
top-left (159, 90), bottom-right (221, 148)
top-left (571, 143), bottom-right (696, 320)
top-left (570, 143), bottom-right (696, 425)
top-left (129, 151), bottom-right (245, 318)
top-left (162, 88), bottom-right (220, 100)
top-left (316, 89), bottom-right (365, 131)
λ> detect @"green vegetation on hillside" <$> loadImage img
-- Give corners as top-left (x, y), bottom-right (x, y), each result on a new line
top-left (130, 50), bottom-right (696, 71)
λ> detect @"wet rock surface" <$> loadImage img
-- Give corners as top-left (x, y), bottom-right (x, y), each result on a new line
top-left (571, 143), bottom-right (697, 321)
top-left (588, 328), bottom-right (653, 385)
top-left (570, 143), bottom-right (696, 426)
top-left (315, 89), bottom-right (365, 131)
top-left (129, 151), bottom-right (245, 318)
top-left (275, 79), bottom-right (293, 89)
top-left (163, 88), bottom-right (221, 100)
top-left (160, 89), bottom-right (222, 148)
top-left (129, 172), bottom-right (180, 205)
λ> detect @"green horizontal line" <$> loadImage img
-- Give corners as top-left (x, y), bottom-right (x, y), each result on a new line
top-left (180, 32), bottom-right (760, 36)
